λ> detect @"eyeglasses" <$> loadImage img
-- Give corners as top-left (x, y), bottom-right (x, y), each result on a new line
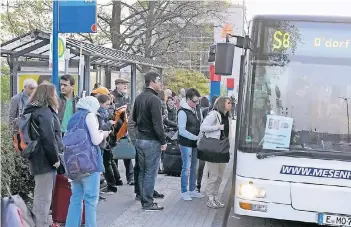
top-left (191, 99), bottom-right (199, 104)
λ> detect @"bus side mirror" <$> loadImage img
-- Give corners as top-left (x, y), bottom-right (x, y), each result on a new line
top-left (215, 43), bottom-right (235, 76)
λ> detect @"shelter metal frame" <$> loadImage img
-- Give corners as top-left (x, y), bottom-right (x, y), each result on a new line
top-left (1, 29), bottom-right (167, 102)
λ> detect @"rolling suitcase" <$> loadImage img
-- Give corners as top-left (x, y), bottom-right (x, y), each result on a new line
top-left (52, 174), bottom-right (85, 226)
top-left (162, 140), bottom-right (182, 176)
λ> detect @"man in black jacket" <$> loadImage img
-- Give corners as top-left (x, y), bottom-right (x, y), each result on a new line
top-left (111, 78), bottom-right (134, 185)
top-left (132, 71), bottom-right (167, 211)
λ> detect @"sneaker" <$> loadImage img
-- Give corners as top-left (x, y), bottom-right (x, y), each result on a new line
top-left (107, 185), bottom-right (118, 192)
top-left (180, 192), bottom-right (192, 201)
top-left (135, 195), bottom-right (141, 201)
top-left (127, 180), bottom-right (135, 186)
top-left (153, 190), bottom-right (164, 198)
top-left (214, 199), bottom-right (225, 208)
top-left (188, 190), bottom-right (204, 198)
top-left (99, 195), bottom-right (107, 201)
top-left (143, 203), bottom-right (164, 211)
top-left (206, 199), bottom-right (218, 209)
top-left (116, 180), bottom-right (123, 186)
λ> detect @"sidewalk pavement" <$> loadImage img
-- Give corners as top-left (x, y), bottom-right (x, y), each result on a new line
top-left (96, 121), bottom-right (236, 227)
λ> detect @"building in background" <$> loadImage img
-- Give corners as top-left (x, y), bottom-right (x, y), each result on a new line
top-left (213, 4), bottom-right (246, 97)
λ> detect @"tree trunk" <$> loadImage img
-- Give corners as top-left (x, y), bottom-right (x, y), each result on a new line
top-left (141, 1), bottom-right (156, 73)
top-left (111, 1), bottom-right (122, 50)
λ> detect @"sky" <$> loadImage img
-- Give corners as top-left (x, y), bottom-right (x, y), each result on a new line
top-left (244, 0), bottom-right (351, 20)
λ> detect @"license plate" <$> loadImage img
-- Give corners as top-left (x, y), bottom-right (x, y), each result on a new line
top-left (318, 214), bottom-right (351, 226)
top-left (252, 204), bottom-right (267, 212)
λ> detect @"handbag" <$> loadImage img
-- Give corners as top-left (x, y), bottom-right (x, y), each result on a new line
top-left (112, 137), bottom-right (136, 159)
top-left (197, 112), bottom-right (230, 163)
top-left (197, 135), bottom-right (230, 163)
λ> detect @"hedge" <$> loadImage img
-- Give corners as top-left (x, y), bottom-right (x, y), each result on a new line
top-left (1, 124), bottom-right (34, 201)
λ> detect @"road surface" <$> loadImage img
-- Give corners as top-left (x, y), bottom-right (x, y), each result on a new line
top-left (227, 214), bottom-right (320, 227)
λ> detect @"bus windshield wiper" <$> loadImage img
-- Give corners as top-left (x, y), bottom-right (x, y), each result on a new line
top-left (256, 147), bottom-right (342, 160)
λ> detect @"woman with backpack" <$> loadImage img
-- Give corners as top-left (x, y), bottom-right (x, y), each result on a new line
top-left (198, 96), bottom-right (232, 209)
top-left (65, 96), bottom-right (110, 227)
top-left (21, 82), bottom-right (62, 227)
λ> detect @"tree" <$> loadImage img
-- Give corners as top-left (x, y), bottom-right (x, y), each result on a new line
top-left (1, 64), bottom-right (10, 102)
top-left (1, 0), bottom-right (229, 71)
top-left (164, 68), bottom-right (209, 96)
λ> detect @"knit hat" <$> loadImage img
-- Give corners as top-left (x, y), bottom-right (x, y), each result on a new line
top-left (91, 87), bottom-right (109, 95)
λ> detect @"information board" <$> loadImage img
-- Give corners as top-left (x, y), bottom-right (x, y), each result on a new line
top-left (58, 0), bottom-right (97, 33)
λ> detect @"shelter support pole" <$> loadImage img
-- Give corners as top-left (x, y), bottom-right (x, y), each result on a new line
top-left (52, 0), bottom-right (59, 93)
top-left (105, 66), bottom-right (112, 89)
top-left (131, 63), bottom-right (137, 105)
top-left (83, 55), bottom-right (90, 93)
top-left (9, 56), bottom-right (18, 97)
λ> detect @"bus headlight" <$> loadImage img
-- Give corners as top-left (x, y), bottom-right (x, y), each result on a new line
top-left (239, 182), bottom-right (266, 199)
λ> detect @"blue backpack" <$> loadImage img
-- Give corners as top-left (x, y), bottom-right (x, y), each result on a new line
top-left (62, 110), bottom-right (98, 180)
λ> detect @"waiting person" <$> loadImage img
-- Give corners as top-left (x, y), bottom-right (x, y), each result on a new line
top-left (200, 96), bottom-right (232, 208)
top-left (66, 96), bottom-right (110, 226)
top-left (10, 78), bottom-right (37, 148)
top-left (111, 78), bottom-right (134, 185)
top-left (22, 82), bottom-right (61, 227)
top-left (58, 74), bottom-right (80, 136)
top-left (178, 88), bottom-right (186, 108)
top-left (97, 94), bottom-right (118, 193)
top-left (164, 88), bottom-right (173, 99)
top-left (9, 79), bottom-right (37, 135)
top-left (132, 71), bottom-right (167, 211)
top-left (166, 96), bottom-right (177, 123)
top-left (197, 95), bottom-right (219, 192)
top-left (90, 86), bottom-right (110, 97)
top-left (159, 90), bottom-right (177, 128)
top-left (130, 104), bottom-right (165, 202)
top-left (93, 82), bottom-right (101, 90)
top-left (178, 88), bottom-right (204, 201)
top-left (200, 97), bottom-right (210, 113)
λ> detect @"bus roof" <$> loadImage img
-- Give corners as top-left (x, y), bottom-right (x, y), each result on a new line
top-left (252, 14), bottom-right (351, 23)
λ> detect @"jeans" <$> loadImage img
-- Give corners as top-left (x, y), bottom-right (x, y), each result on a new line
top-left (103, 149), bottom-right (120, 186)
top-left (33, 172), bottom-right (54, 227)
top-left (134, 151), bottom-right (140, 194)
top-left (197, 159), bottom-right (206, 190)
top-left (114, 159), bottom-right (134, 182)
top-left (66, 172), bottom-right (100, 227)
top-left (135, 139), bottom-right (161, 208)
top-left (179, 145), bottom-right (198, 193)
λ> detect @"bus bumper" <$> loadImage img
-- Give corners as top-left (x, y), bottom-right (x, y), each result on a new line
top-left (234, 198), bottom-right (319, 224)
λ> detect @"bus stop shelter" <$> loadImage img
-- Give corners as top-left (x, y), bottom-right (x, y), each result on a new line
top-left (1, 29), bottom-right (167, 102)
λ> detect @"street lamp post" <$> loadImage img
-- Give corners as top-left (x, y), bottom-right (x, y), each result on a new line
top-left (338, 97), bottom-right (350, 143)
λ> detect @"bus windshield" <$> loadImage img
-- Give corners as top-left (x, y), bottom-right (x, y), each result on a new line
top-left (239, 20), bottom-right (351, 156)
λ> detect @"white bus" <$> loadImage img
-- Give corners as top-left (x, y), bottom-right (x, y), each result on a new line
top-left (231, 15), bottom-right (351, 226)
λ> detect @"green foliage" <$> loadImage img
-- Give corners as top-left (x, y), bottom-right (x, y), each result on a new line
top-left (164, 68), bottom-right (210, 96)
top-left (1, 124), bottom-right (35, 199)
top-left (0, 0), bottom-right (52, 42)
top-left (220, 83), bottom-right (227, 96)
top-left (1, 64), bottom-right (11, 102)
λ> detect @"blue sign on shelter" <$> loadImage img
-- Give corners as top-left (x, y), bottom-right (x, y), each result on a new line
top-left (58, 0), bottom-right (97, 33)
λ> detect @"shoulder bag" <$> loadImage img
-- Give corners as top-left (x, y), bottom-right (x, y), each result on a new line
top-left (197, 112), bottom-right (230, 163)
top-left (112, 136), bottom-right (136, 159)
